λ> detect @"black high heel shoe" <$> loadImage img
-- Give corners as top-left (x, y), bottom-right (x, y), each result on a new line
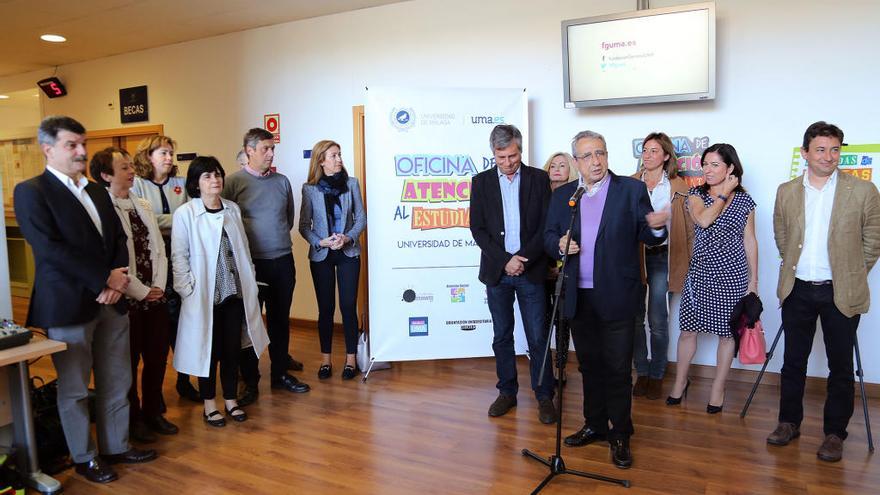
top-left (706, 403), bottom-right (723, 414)
top-left (666, 379), bottom-right (691, 406)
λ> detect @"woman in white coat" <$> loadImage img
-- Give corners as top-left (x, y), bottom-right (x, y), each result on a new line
top-left (90, 147), bottom-right (178, 442)
top-left (171, 156), bottom-right (268, 427)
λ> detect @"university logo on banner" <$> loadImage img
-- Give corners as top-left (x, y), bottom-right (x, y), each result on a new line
top-left (390, 108), bottom-right (415, 131)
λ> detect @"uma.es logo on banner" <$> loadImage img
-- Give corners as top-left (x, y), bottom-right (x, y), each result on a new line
top-left (470, 115), bottom-right (505, 125)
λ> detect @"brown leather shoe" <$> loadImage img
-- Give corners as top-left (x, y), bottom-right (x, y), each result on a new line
top-left (488, 394), bottom-right (517, 417)
top-left (537, 399), bottom-right (557, 424)
top-left (766, 422), bottom-right (800, 446)
top-left (632, 376), bottom-right (649, 397)
top-left (817, 434), bottom-right (844, 462)
top-left (645, 378), bottom-right (663, 400)
top-left (75, 457), bottom-right (118, 483)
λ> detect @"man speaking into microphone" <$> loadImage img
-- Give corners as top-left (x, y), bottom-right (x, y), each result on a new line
top-left (544, 130), bottom-right (667, 469)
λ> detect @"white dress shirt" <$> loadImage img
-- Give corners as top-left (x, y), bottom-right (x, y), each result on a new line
top-left (580, 173), bottom-right (609, 198)
top-left (643, 171), bottom-right (671, 246)
top-left (497, 167), bottom-right (522, 254)
top-left (46, 165), bottom-right (103, 237)
top-left (796, 169), bottom-right (837, 282)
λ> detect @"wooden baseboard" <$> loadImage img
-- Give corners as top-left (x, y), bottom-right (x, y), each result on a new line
top-left (667, 361), bottom-right (880, 400)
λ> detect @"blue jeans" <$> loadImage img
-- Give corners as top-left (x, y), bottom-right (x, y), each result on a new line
top-left (486, 275), bottom-right (554, 401)
top-left (633, 251), bottom-right (669, 379)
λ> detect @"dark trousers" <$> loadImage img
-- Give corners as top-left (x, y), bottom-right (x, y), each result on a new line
top-left (571, 288), bottom-right (635, 440)
top-left (199, 299), bottom-right (244, 401)
top-left (310, 250), bottom-right (360, 355)
top-left (128, 303), bottom-right (170, 421)
top-left (240, 253), bottom-right (295, 386)
top-left (779, 279), bottom-right (859, 439)
top-left (486, 275), bottom-right (554, 401)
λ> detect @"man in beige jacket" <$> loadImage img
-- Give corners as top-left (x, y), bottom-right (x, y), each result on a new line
top-left (767, 121), bottom-right (880, 462)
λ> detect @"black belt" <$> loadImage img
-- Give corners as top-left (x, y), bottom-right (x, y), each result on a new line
top-left (645, 245), bottom-right (668, 255)
top-left (796, 278), bottom-right (832, 286)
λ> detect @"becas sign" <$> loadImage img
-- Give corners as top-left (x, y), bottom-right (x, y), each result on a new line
top-left (119, 86), bottom-right (149, 123)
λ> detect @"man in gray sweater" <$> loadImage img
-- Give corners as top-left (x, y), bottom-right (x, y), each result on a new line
top-left (223, 128), bottom-right (310, 404)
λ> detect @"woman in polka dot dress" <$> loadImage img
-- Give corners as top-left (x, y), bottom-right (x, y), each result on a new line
top-left (666, 143), bottom-right (759, 414)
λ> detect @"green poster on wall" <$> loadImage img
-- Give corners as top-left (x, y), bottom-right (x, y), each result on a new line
top-left (790, 144), bottom-right (880, 184)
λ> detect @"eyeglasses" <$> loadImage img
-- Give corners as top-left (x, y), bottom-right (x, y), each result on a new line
top-left (574, 150), bottom-right (607, 162)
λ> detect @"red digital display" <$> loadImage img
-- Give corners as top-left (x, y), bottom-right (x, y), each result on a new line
top-left (37, 77), bottom-right (67, 98)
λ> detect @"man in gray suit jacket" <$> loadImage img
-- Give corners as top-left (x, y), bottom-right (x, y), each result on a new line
top-left (14, 116), bottom-right (156, 484)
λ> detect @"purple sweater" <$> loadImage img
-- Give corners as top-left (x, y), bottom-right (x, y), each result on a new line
top-left (578, 179), bottom-right (610, 288)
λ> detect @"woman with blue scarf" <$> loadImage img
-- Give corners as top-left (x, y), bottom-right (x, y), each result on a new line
top-left (299, 140), bottom-right (367, 380)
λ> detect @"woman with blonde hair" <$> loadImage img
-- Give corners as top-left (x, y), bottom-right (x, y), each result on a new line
top-left (299, 140), bottom-right (366, 381)
top-left (131, 135), bottom-right (199, 405)
top-left (631, 132), bottom-right (693, 400)
top-left (543, 152), bottom-right (578, 191)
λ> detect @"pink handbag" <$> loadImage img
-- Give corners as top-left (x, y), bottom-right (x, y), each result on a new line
top-left (738, 318), bottom-right (766, 365)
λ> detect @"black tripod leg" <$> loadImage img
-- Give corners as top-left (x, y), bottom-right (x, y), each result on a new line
top-left (521, 449), bottom-right (551, 468)
top-left (854, 334), bottom-right (874, 453)
top-left (530, 471), bottom-right (556, 495)
top-left (741, 324), bottom-right (784, 418)
top-left (564, 467), bottom-right (632, 488)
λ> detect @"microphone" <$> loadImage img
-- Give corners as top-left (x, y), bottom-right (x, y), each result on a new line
top-left (568, 186), bottom-right (586, 207)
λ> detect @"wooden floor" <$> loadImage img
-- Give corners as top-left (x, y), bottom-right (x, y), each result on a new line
top-left (11, 297), bottom-right (879, 494)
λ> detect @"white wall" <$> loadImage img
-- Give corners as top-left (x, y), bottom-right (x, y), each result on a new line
top-left (1, 0), bottom-right (878, 379)
top-left (0, 89), bottom-right (41, 140)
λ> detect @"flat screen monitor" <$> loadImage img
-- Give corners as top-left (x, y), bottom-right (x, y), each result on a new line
top-left (562, 2), bottom-right (715, 108)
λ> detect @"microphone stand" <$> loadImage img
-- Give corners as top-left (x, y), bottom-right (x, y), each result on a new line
top-left (521, 195), bottom-right (630, 492)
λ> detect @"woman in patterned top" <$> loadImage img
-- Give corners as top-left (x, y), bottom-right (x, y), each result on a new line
top-left (90, 147), bottom-right (178, 442)
top-left (171, 157), bottom-right (269, 427)
top-left (667, 143), bottom-right (759, 414)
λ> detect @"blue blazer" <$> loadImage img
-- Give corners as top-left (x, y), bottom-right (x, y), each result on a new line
top-left (14, 171), bottom-right (128, 328)
top-left (543, 172), bottom-right (666, 320)
top-left (298, 177), bottom-right (367, 262)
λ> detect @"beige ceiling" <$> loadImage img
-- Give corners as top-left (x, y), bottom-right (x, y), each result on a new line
top-left (0, 0), bottom-right (409, 77)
